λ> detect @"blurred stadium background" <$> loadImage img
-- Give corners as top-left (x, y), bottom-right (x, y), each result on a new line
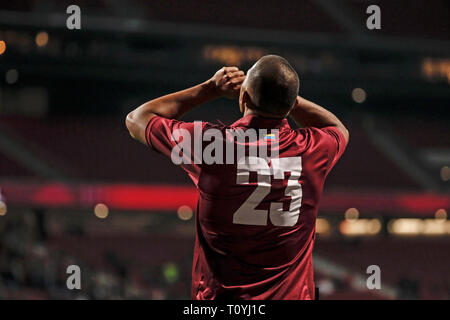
top-left (0, 0), bottom-right (449, 300)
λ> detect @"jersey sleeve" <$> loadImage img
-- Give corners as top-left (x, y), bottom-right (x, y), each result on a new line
top-left (145, 115), bottom-right (206, 185)
top-left (308, 126), bottom-right (348, 173)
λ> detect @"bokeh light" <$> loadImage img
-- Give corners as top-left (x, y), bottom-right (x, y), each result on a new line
top-left (0, 41), bottom-right (6, 55)
top-left (351, 88), bottom-right (367, 103)
top-left (316, 218), bottom-right (331, 235)
top-left (35, 31), bottom-right (49, 47)
top-left (94, 203), bottom-right (109, 219)
top-left (162, 263), bottom-right (179, 283)
top-left (0, 201), bottom-right (7, 216)
top-left (5, 69), bottom-right (19, 84)
top-left (435, 209), bottom-right (447, 220)
top-left (440, 166), bottom-right (450, 181)
top-left (177, 205), bottom-right (193, 220)
top-left (345, 207), bottom-right (359, 220)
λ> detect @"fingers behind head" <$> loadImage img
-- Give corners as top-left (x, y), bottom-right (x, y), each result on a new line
top-left (223, 69), bottom-right (245, 85)
top-left (228, 70), bottom-right (244, 77)
top-left (229, 75), bottom-right (246, 84)
top-left (223, 66), bottom-right (239, 73)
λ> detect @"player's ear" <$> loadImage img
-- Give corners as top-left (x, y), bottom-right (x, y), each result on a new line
top-left (241, 90), bottom-right (253, 112)
top-left (239, 89), bottom-right (247, 113)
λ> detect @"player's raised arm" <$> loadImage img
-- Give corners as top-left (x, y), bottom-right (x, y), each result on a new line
top-left (289, 96), bottom-right (350, 143)
top-left (125, 67), bottom-right (245, 144)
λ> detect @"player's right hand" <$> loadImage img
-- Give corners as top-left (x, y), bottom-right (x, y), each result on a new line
top-left (210, 66), bottom-right (246, 99)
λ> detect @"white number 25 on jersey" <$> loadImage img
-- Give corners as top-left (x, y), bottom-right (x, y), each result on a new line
top-left (233, 156), bottom-right (302, 227)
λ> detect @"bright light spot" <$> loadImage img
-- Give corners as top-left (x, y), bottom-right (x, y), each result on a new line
top-left (162, 263), bottom-right (179, 283)
top-left (177, 205), bottom-right (193, 221)
top-left (388, 218), bottom-right (450, 236)
top-left (422, 58), bottom-right (450, 83)
top-left (0, 201), bottom-right (6, 216)
top-left (423, 219), bottom-right (447, 235)
top-left (203, 45), bottom-right (266, 66)
top-left (345, 207), bottom-right (359, 221)
top-left (5, 69), bottom-right (19, 84)
top-left (340, 219), bottom-right (381, 236)
top-left (0, 41), bottom-right (6, 55)
top-left (316, 218), bottom-right (331, 235)
top-left (440, 166), bottom-right (450, 181)
top-left (351, 88), bottom-right (367, 103)
top-left (367, 219), bottom-right (382, 234)
top-left (317, 279), bottom-right (335, 295)
top-left (435, 208), bottom-right (447, 220)
top-left (94, 203), bottom-right (109, 219)
top-left (388, 219), bottom-right (423, 235)
top-left (35, 31), bottom-right (49, 47)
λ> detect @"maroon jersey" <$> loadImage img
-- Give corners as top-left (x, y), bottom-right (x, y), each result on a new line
top-left (146, 114), bottom-right (347, 300)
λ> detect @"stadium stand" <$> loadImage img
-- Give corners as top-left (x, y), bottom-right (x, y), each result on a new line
top-left (0, 116), bottom-right (191, 183)
top-left (316, 237), bottom-right (450, 299)
top-left (132, 0), bottom-right (345, 34)
top-left (0, 152), bottom-right (36, 179)
top-left (344, 0), bottom-right (450, 40)
top-left (0, 0), bottom-right (448, 301)
top-left (393, 118), bottom-right (450, 149)
top-left (0, 115), bottom-right (423, 190)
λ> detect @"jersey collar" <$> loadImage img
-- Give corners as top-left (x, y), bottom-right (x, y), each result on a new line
top-left (230, 114), bottom-right (290, 130)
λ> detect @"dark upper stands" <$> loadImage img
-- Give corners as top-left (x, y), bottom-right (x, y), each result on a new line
top-left (133, 0), bottom-right (345, 34)
top-left (1, 0), bottom-right (448, 40)
top-left (345, 0), bottom-right (450, 40)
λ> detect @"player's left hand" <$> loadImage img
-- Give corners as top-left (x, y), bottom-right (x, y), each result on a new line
top-left (210, 66), bottom-right (246, 99)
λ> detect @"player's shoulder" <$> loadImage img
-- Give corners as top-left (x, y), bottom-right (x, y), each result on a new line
top-left (284, 126), bottom-right (343, 149)
top-left (284, 126), bottom-right (315, 141)
top-left (151, 116), bottom-right (222, 131)
top-left (293, 126), bottom-right (344, 141)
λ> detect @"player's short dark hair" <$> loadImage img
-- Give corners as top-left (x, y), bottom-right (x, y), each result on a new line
top-left (246, 55), bottom-right (299, 117)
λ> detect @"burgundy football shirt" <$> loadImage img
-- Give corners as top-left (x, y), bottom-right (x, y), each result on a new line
top-left (146, 114), bottom-right (347, 300)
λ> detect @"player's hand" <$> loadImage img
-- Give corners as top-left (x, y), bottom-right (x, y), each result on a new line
top-left (210, 66), bottom-right (246, 99)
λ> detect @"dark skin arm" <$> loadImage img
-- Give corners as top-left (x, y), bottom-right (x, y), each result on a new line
top-left (289, 96), bottom-right (349, 143)
top-left (126, 67), bottom-right (245, 144)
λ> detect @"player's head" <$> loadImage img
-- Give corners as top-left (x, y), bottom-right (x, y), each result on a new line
top-left (239, 55), bottom-right (299, 118)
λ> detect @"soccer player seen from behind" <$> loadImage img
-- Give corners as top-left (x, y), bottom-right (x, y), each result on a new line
top-left (126, 55), bottom-right (349, 300)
